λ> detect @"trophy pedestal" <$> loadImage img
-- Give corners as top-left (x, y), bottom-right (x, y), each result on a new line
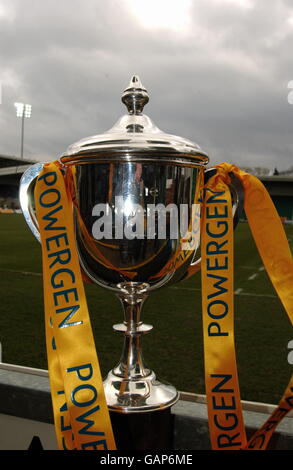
top-left (102, 282), bottom-right (179, 449)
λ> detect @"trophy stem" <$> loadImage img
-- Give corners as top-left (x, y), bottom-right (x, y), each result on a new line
top-left (103, 282), bottom-right (179, 413)
top-left (113, 283), bottom-right (151, 380)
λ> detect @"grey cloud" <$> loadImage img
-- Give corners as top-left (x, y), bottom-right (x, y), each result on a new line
top-left (0, 0), bottom-right (292, 170)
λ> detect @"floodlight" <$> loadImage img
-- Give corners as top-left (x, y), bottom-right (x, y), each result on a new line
top-left (14, 102), bottom-right (24, 117)
top-left (14, 102), bottom-right (32, 158)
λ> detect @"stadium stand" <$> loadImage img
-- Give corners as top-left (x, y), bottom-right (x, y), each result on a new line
top-left (0, 154), bottom-right (292, 219)
top-left (0, 154), bottom-right (38, 211)
top-left (259, 174), bottom-right (293, 221)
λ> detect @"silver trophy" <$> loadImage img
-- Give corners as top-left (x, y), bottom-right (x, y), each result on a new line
top-left (19, 76), bottom-right (242, 425)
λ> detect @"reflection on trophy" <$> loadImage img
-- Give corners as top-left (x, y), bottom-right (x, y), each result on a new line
top-left (20, 76), bottom-right (242, 449)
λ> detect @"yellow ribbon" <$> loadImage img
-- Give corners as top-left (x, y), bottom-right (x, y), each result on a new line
top-left (201, 163), bottom-right (293, 450)
top-left (34, 161), bottom-right (116, 450)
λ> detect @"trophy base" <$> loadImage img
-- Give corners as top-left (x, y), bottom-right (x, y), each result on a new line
top-left (103, 370), bottom-right (179, 413)
top-left (109, 407), bottom-right (174, 450)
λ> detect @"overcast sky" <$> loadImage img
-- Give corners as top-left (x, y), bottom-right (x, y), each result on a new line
top-left (0, 0), bottom-right (293, 170)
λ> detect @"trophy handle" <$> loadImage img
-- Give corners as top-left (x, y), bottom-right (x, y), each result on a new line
top-left (19, 162), bottom-right (44, 243)
top-left (180, 167), bottom-right (244, 281)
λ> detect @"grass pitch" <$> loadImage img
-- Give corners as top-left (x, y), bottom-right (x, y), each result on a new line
top-left (0, 213), bottom-right (292, 405)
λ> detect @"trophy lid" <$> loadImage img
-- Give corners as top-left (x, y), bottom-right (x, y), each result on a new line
top-left (60, 75), bottom-right (209, 166)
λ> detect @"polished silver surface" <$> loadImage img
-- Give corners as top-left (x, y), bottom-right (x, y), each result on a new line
top-left (74, 161), bottom-right (202, 293)
top-left (121, 75), bottom-right (149, 115)
top-left (103, 282), bottom-right (179, 412)
top-left (19, 162), bottom-right (44, 243)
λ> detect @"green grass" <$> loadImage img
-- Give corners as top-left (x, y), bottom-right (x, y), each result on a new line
top-left (0, 214), bottom-right (292, 405)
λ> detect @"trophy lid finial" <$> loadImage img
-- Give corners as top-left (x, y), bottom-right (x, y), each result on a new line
top-left (122, 75), bottom-right (149, 115)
